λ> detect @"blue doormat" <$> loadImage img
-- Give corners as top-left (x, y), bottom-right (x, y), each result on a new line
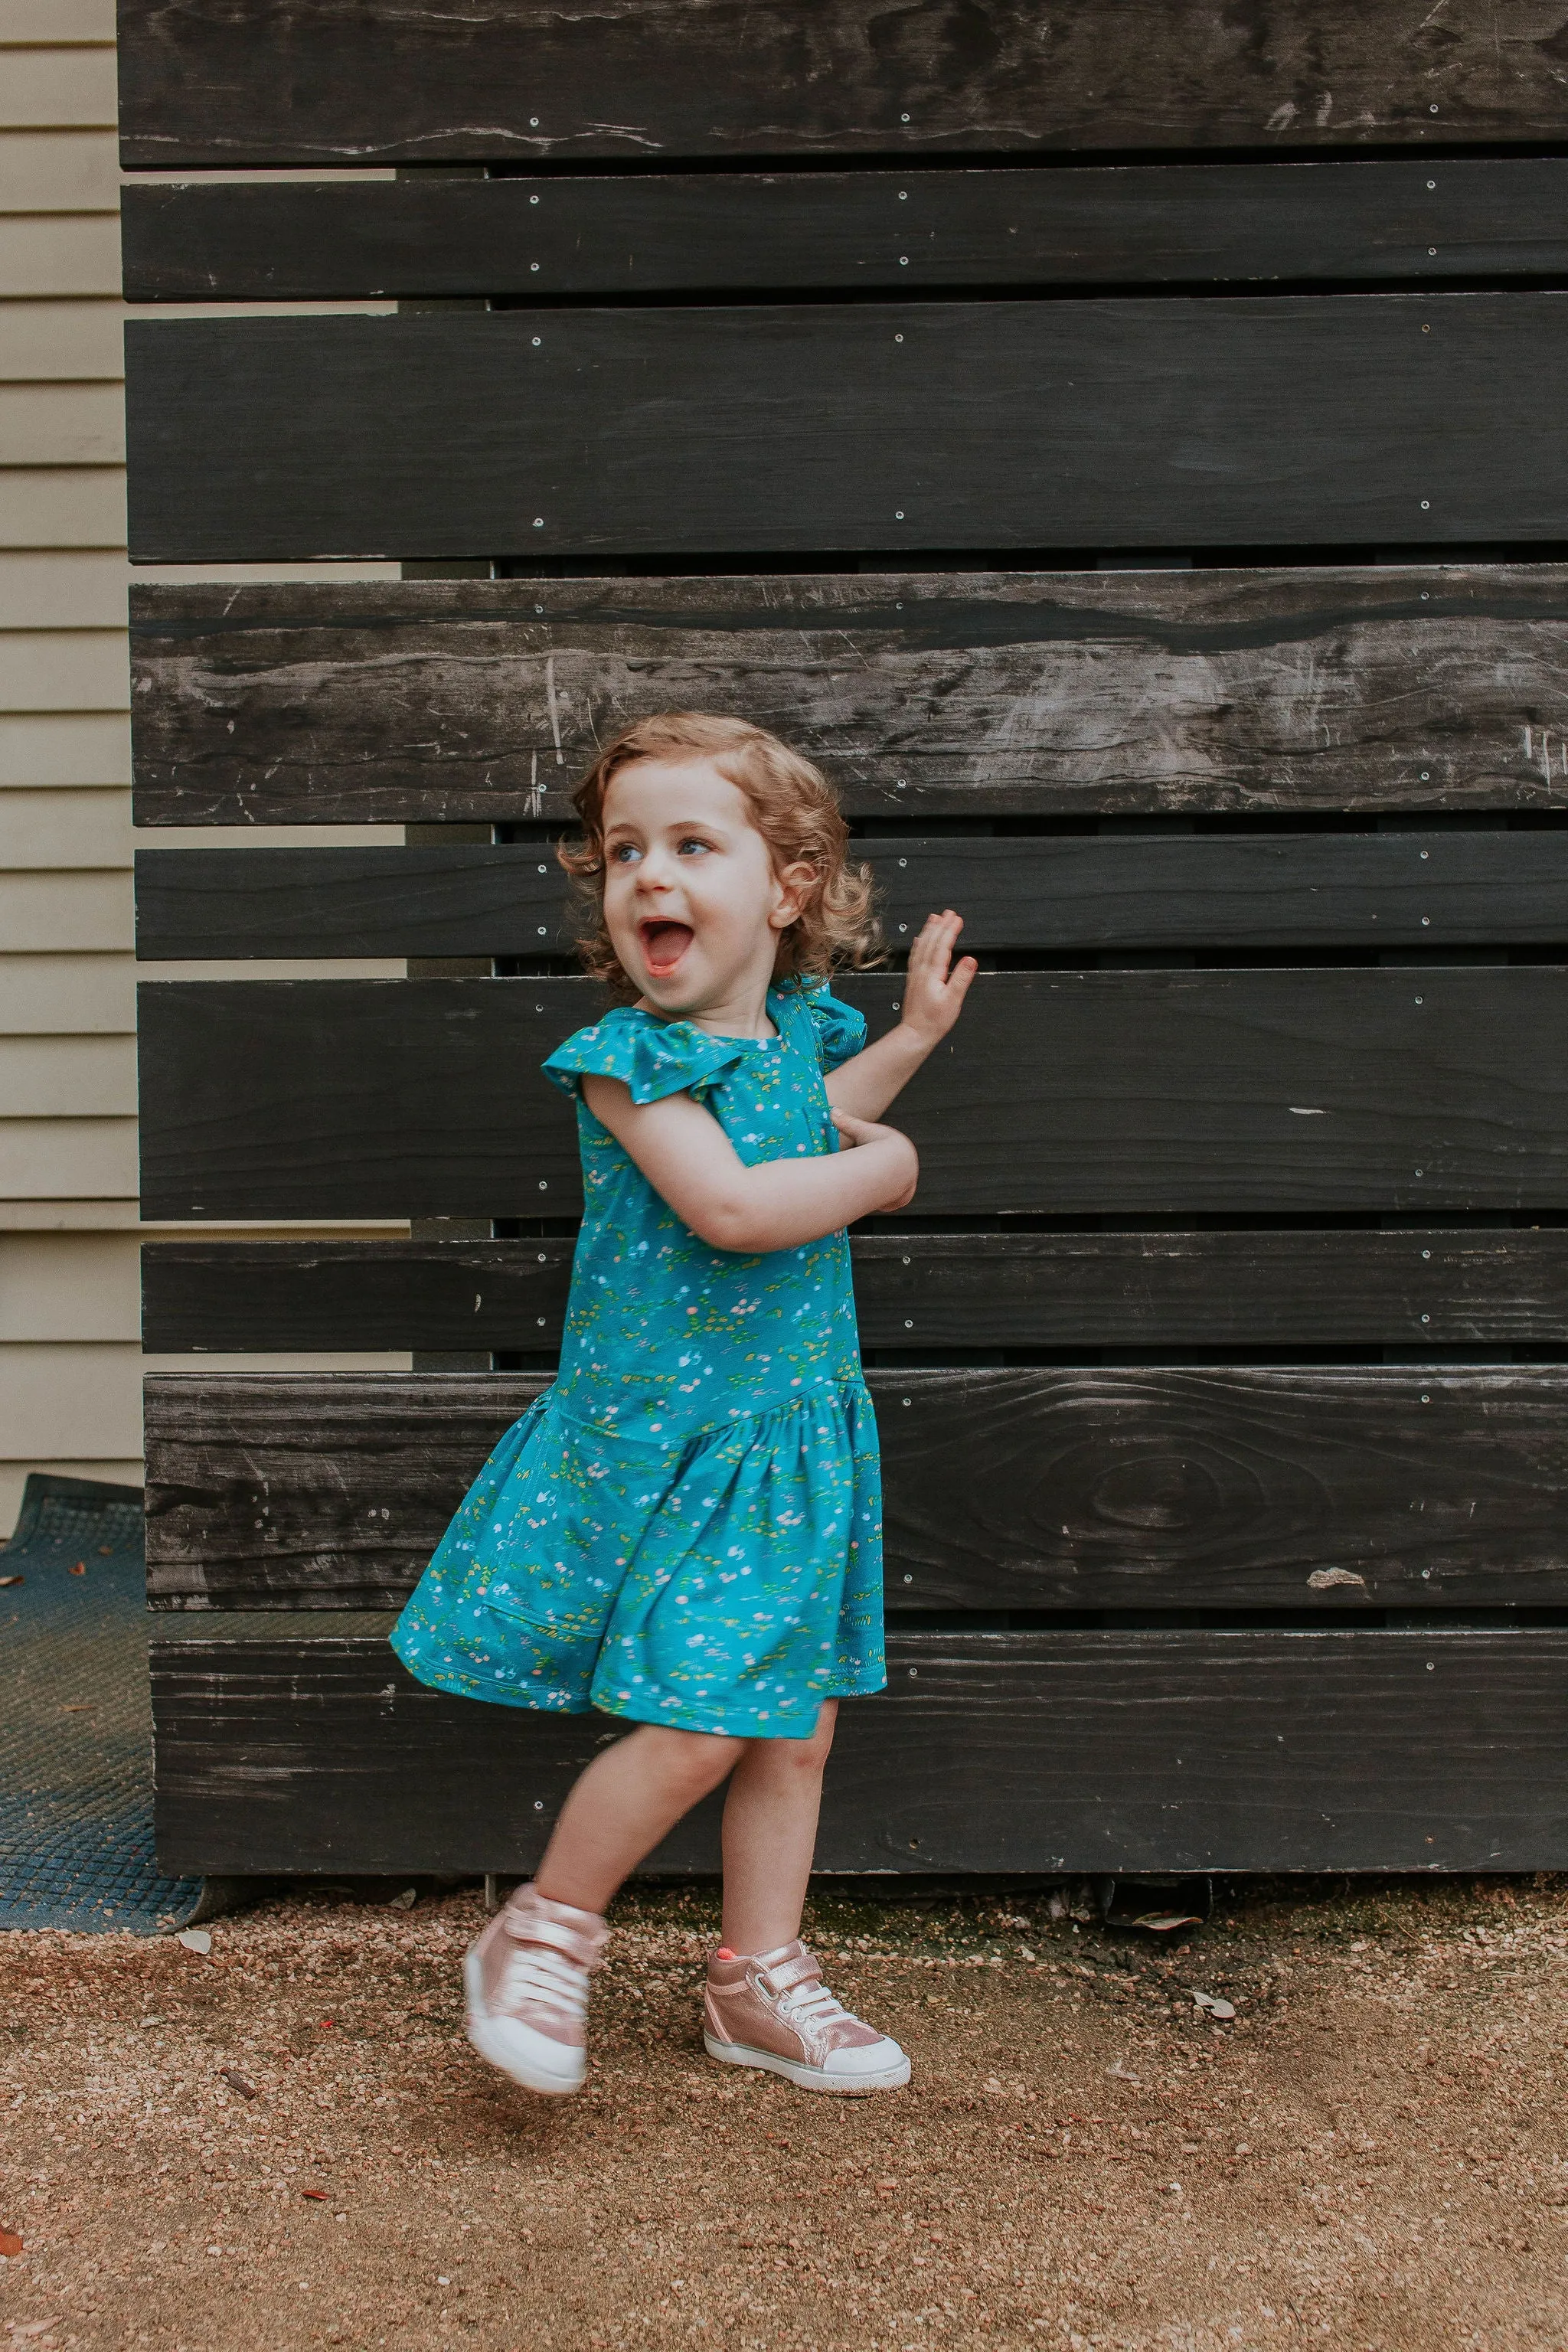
top-left (0, 1472), bottom-right (201, 1934)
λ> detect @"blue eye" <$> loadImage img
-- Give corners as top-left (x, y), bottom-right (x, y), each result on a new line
top-left (677, 837), bottom-right (710, 857)
top-left (609, 842), bottom-right (641, 864)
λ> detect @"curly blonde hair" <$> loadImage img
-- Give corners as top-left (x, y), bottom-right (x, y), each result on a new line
top-left (557, 712), bottom-right (881, 1000)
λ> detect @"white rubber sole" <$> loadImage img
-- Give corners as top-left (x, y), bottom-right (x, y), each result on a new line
top-left (463, 1951), bottom-right (585, 2096)
top-left (703, 2030), bottom-right (911, 2095)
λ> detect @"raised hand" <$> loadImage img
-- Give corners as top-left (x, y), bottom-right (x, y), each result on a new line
top-left (898, 910), bottom-right (978, 1047)
top-left (824, 906), bottom-right (978, 1124)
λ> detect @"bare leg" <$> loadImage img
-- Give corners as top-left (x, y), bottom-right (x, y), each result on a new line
top-left (534, 1724), bottom-right (743, 1916)
top-left (718, 1700), bottom-right (838, 1953)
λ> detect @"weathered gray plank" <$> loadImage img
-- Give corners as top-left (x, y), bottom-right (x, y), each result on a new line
top-left (135, 970), bottom-right (1568, 1223)
top-left (116, 0), bottom-right (1568, 170)
top-left (132, 832), bottom-right (1568, 959)
top-left (150, 1626), bottom-right (1568, 1876)
top-left (122, 298), bottom-right (1568, 563)
top-left (128, 568), bottom-right (1568, 825)
top-left (142, 1367), bottom-right (1568, 1612)
top-left (139, 1230), bottom-right (1568, 1356)
top-left (119, 160), bottom-right (1568, 301)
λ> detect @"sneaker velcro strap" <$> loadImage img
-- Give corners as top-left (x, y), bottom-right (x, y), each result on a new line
top-left (756, 1951), bottom-right (820, 1996)
top-left (505, 1912), bottom-right (606, 1970)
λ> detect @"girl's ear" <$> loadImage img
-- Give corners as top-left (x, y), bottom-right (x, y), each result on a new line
top-left (769, 857), bottom-right (818, 933)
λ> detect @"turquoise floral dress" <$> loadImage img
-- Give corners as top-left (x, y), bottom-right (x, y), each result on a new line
top-left (390, 980), bottom-right (885, 1740)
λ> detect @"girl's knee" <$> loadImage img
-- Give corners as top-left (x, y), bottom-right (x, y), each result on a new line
top-left (751, 1705), bottom-right (837, 1772)
top-left (639, 1724), bottom-right (745, 1792)
top-left (802, 1699), bottom-right (838, 1762)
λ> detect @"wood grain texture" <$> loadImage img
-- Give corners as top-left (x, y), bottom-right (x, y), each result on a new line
top-left (142, 1367), bottom-right (1568, 1612)
top-left (141, 1230), bottom-right (1568, 1356)
top-left (122, 298), bottom-right (1568, 563)
top-left (133, 833), bottom-right (1568, 959)
top-left (136, 970), bottom-right (1568, 1223)
top-left (116, 0), bottom-right (1568, 169)
top-left (127, 568), bottom-right (1568, 825)
top-left (136, 844), bottom-right (570, 959)
top-left (119, 159), bottom-right (1568, 302)
top-left (149, 1626), bottom-right (1568, 1875)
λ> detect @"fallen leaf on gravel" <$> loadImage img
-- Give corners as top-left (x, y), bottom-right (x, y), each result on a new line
top-left (221, 2069), bottom-right (257, 2099)
top-left (176, 1929), bottom-right (212, 1955)
top-left (301, 2190), bottom-right (330, 2203)
top-left (0, 1573), bottom-right (22, 1587)
top-left (59, 1704), bottom-right (90, 1714)
top-left (68, 1562), bottom-right (85, 1576)
top-left (1191, 1990), bottom-right (1236, 2020)
top-left (1133, 1913), bottom-right (1204, 1932)
top-left (0, 2227), bottom-right (23, 2256)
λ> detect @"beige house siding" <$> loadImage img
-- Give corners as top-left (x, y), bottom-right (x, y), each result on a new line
top-left (0, 9), bottom-right (413, 1534)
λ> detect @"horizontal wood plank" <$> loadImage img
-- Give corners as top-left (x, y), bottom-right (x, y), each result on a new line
top-left (119, 159), bottom-right (1568, 301)
top-left (126, 567), bottom-right (1568, 824)
top-left (142, 1367), bottom-right (1568, 1612)
top-left (141, 1230), bottom-right (1568, 1356)
top-left (116, 0), bottom-right (1568, 169)
top-left (136, 970), bottom-right (1568, 1222)
top-left (150, 1626), bottom-right (1568, 1875)
top-left (123, 298), bottom-right (1568, 563)
top-left (133, 833), bottom-right (1568, 959)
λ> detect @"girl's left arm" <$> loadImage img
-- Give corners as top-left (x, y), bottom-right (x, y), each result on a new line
top-left (825, 910), bottom-right (977, 1120)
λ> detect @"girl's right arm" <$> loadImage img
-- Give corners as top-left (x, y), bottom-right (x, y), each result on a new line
top-left (580, 1076), bottom-right (916, 1254)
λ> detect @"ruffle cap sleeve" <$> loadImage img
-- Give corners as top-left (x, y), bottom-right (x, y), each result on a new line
top-left (544, 1008), bottom-right (750, 1105)
top-left (794, 980), bottom-right (867, 1073)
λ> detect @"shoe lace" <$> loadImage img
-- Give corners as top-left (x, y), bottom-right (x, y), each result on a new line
top-left (773, 1974), bottom-right (858, 2033)
top-left (497, 1938), bottom-right (590, 2027)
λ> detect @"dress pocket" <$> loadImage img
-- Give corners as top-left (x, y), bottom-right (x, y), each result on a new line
top-left (472, 1403), bottom-right (636, 1648)
top-left (483, 1551), bottom-right (619, 1647)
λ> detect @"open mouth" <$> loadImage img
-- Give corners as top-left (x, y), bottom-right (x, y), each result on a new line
top-left (639, 919), bottom-right (694, 975)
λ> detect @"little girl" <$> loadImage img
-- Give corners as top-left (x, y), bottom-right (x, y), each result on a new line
top-left (391, 711), bottom-right (973, 2098)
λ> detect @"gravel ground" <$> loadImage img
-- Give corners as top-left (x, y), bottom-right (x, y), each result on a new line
top-left (2, 1877), bottom-right (1564, 2351)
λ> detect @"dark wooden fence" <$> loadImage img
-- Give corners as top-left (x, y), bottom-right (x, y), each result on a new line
top-left (122, 0), bottom-right (1568, 1880)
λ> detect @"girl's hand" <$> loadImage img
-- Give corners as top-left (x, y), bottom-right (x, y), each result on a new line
top-left (899, 910), bottom-right (978, 1048)
top-left (831, 1108), bottom-right (918, 1210)
top-left (822, 908), bottom-right (975, 1124)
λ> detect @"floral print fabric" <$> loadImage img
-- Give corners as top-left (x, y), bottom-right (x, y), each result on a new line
top-left (390, 982), bottom-right (887, 1738)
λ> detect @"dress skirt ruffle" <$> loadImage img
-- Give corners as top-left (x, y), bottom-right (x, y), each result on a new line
top-left (390, 1377), bottom-right (884, 1739)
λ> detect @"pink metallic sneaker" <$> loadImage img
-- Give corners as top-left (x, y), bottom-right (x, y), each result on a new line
top-left (703, 1939), bottom-right (911, 2094)
top-left (463, 1883), bottom-right (609, 2096)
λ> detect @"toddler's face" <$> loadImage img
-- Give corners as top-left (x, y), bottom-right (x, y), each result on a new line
top-left (599, 756), bottom-right (805, 1021)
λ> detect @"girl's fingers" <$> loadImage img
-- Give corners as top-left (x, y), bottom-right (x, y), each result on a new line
top-left (831, 1106), bottom-right (879, 1145)
top-left (907, 912), bottom-right (969, 988)
top-left (910, 910), bottom-right (965, 982)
